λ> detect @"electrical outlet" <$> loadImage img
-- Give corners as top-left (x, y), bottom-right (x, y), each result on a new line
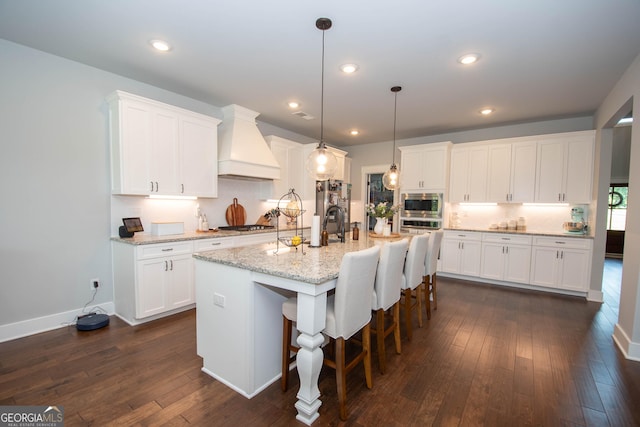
top-left (91, 278), bottom-right (100, 291)
top-left (213, 293), bottom-right (225, 308)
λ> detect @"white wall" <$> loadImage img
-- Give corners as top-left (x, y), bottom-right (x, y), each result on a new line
top-left (593, 52), bottom-right (640, 360)
top-left (0, 40), bottom-right (312, 340)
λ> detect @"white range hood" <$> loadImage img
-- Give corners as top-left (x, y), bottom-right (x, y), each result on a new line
top-left (217, 104), bottom-right (280, 180)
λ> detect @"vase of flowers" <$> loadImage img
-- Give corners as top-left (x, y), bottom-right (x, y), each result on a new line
top-left (366, 202), bottom-right (399, 234)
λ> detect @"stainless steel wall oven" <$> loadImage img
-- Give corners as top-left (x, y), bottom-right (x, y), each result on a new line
top-left (400, 192), bottom-right (443, 233)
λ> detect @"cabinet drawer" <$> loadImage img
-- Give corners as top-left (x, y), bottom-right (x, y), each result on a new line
top-left (532, 236), bottom-right (592, 250)
top-left (193, 237), bottom-right (235, 252)
top-left (482, 233), bottom-right (532, 245)
top-left (443, 230), bottom-right (482, 241)
top-left (137, 241), bottom-right (193, 260)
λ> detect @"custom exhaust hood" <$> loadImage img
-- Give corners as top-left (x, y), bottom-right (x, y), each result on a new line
top-left (217, 104), bottom-right (281, 180)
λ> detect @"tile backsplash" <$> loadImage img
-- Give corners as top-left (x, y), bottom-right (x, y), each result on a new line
top-left (445, 203), bottom-right (590, 234)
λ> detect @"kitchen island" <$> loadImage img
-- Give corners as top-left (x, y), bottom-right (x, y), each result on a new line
top-left (193, 233), bottom-right (403, 425)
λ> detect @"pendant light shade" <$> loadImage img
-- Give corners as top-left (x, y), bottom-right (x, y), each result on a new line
top-left (382, 86), bottom-right (402, 190)
top-left (306, 17), bottom-right (338, 181)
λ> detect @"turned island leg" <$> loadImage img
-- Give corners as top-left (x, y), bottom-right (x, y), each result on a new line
top-left (293, 291), bottom-right (328, 425)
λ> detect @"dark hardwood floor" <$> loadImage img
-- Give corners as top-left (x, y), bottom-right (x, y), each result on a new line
top-left (2, 271), bottom-right (640, 426)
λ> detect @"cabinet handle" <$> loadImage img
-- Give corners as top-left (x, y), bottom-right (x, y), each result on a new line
top-left (560, 251), bottom-right (564, 260)
top-left (506, 247), bottom-right (509, 254)
top-left (501, 237), bottom-right (510, 241)
top-left (556, 250), bottom-right (559, 259)
top-left (558, 193), bottom-right (562, 201)
top-left (164, 260), bottom-right (168, 271)
top-left (150, 181), bottom-right (154, 192)
top-left (563, 193), bottom-right (566, 201)
top-left (181, 184), bottom-right (184, 194)
top-left (170, 260), bottom-right (174, 270)
top-left (162, 248), bottom-right (174, 252)
top-left (461, 242), bottom-right (464, 250)
top-left (554, 241), bottom-right (565, 245)
top-left (502, 246), bottom-right (505, 254)
top-left (210, 242), bottom-right (221, 246)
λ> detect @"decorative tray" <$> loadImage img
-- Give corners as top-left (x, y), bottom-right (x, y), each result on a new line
top-left (369, 232), bottom-right (401, 239)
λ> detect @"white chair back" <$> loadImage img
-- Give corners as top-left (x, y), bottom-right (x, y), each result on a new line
top-left (402, 233), bottom-right (429, 290)
top-left (331, 245), bottom-right (380, 339)
top-left (372, 239), bottom-right (409, 311)
top-left (425, 230), bottom-right (444, 276)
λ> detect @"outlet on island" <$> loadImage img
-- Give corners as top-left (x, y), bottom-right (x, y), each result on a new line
top-left (213, 293), bottom-right (225, 308)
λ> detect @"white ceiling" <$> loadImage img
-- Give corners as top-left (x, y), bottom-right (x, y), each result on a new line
top-left (1, 0), bottom-right (639, 146)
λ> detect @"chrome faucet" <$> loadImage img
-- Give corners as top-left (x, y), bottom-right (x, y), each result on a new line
top-left (323, 205), bottom-right (345, 243)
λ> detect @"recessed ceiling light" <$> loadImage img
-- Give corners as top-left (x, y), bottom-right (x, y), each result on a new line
top-left (480, 108), bottom-right (494, 116)
top-left (150, 39), bottom-right (171, 52)
top-left (350, 129), bottom-right (359, 136)
top-left (340, 64), bottom-right (359, 74)
top-left (458, 53), bottom-right (480, 65)
top-left (288, 101), bottom-right (300, 109)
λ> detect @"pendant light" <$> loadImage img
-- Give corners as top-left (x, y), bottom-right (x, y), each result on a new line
top-left (382, 86), bottom-right (402, 190)
top-left (305, 17), bottom-right (338, 181)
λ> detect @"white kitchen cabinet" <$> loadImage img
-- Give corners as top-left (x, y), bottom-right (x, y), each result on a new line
top-left (480, 233), bottom-right (532, 284)
top-left (440, 231), bottom-right (482, 276)
top-left (399, 142), bottom-right (451, 192)
top-left (327, 146), bottom-right (349, 182)
top-left (486, 140), bottom-right (537, 203)
top-left (108, 90), bottom-right (221, 197)
top-left (534, 131), bottom-right (595, 203)
top-left (449, 146), bottom-right (488, 202)
top-left (265, 136), bottom-right (306, 199)
top-left (530, 236), bottom-right (592, 291)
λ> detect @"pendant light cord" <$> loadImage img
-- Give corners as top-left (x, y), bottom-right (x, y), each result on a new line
top-left (392, 90), bottom-right (397, 164)
top-left (320, 27), bottom-right (325, 147)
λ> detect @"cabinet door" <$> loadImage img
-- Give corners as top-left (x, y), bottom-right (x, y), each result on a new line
top-left (449, 150), bottom-right (468, 202)
top-left (535, 139), bottom-right (565, 202)
top-left (510, 141), bottom-right (537, 203)
top-left (151, 109), bottom-right (180, 195)
top-left (180, 115), bottom-right (218, 197)
top-left (400, 151), bottom-right (425, 191)
top-left (440, 239), bottom-right (461, 273)
top-left (530, 246), bottom-right (559, 288)
top-left (564, 136), bottom-right (594, 203)
top-left (137, 258), bottom-right (169, 318)
top-left (480, 243), bottom-right (505, 280)
top-left (118, 100), bottom-right (154, 195)
top-left (486, 144), bottom-right (512, 202)
top-left (167, 254), bottom-right (194, 309)
top-left (459, 240), bottom-right (482, 276)
top-left (467, 147), bottom-right (488, 202)
top-left (504, 245), bottom-right (531, 284)
top-left (558, 249), bottom-right (590, 291)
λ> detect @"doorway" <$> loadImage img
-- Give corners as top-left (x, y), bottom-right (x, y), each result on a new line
top-left (366, 172), bottom-right (395, 231)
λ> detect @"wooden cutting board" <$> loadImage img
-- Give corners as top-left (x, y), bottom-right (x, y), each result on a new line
top-left (225, 198), bottom-right (246, 226)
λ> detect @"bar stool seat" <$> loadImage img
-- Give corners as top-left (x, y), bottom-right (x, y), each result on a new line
top-left (401, 233), bottom-right (430, 341)
top-left (424, 230), bottom-right (444, 319)
top-left (281, 245), bottom-right (380, 420)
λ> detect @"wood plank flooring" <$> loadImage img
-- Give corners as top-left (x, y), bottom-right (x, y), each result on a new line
top-left (2, 272), bottom-right (640, 426)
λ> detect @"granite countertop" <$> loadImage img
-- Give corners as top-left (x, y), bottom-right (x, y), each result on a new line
top-left (193, 232), bottom-right (407, 284)
top-left (111, 226), bottom-right (308, 245)
top-left (444, 227), bottom-right (594, 239)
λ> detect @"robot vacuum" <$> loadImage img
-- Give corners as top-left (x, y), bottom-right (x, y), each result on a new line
top-left (76, 313), bottom-right (110, 331)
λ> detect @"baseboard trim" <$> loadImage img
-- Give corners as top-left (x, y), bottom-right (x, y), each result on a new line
top-left (587, 290), bottom-right (604, 303)
top-left (0, 302), bottom-right (115, 344)
top-left (613, 323), bottom-right (640, 362)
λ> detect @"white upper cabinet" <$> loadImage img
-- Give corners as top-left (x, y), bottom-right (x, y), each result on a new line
top-left (399, 142), bottom-right (451, 192)
top-left (265, 135), bottom-right (307, 199)
top-left (534, 131), bottom-right (595, 203)
top-left (108, 91), bottom-right (221, 197)
top-left (486, 140), bottom-right (537, 203)
top-left (326, 146), bottom-right (349, 182)
top-left (449, 145), bottom-right (488, 202)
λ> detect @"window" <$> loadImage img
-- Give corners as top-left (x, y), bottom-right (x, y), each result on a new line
top-left (607, 184), bottom-right (628, 231)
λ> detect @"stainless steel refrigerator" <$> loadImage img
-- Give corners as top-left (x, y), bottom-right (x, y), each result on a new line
top-left (315, 180), bottom-right (351, 235)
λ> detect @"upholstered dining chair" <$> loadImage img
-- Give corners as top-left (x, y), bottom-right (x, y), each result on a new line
top-left (424, 230), bottom-right (444, 319)
top-left (371, 238), bottom-right (409, 374)
top-left (401, 233), bottom-right (430, 341)
top-left (281, 245), bottom-right (380, 420)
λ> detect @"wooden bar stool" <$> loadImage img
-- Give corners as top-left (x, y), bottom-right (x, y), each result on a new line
top-left (371, 238), bottom-right (408, 374)
top-left (281, 245), bottom-right (380, 420)
top-left (401, 233), bottom-right (429, 341)
top-left (424, 230), bottom-right (444, 319)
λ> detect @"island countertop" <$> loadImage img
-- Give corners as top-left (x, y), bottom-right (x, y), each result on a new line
top-left (193, 232), bottom-right (405, 284)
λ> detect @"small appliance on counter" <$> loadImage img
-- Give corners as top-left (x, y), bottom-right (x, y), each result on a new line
top-left (316, 180), bottom-right (351, 235)
top-left (119, 217), bottom-right (143, 238)
top-left (563, 207), bottom-right (587, 234)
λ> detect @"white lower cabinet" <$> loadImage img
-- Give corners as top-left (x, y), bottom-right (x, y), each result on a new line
top-left (530, 236), bottom-right (592, 291)
top-left (480, 234), bottom-right (532, 284)
top-left (137, 252), bottom-right (193, 318)
top-left (440, 231), bottom-right (482, 276)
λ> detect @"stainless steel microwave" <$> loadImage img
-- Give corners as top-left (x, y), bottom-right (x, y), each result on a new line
top-left (401, 192), bottom-right (443, 219)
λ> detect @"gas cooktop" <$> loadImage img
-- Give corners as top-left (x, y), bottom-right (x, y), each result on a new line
top-left (217, 225), bottom-right (275, 232)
